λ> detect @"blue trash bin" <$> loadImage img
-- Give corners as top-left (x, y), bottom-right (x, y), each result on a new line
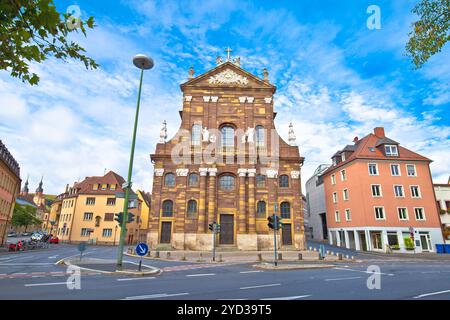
top-left (444, 244), bottom-right (450, 254)
top-left (436, 244), bottom-right (445, 254)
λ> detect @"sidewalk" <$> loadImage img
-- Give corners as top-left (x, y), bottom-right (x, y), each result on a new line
top-left (125, 248), bottom-right (356, 263)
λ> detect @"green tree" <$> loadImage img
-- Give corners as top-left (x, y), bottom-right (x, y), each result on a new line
top-left (11, 203), bottom-right (42, 232)
top-left (0, 0), bottom-right (98, 85)
top-left (406, 0), bottom-right (450, 68)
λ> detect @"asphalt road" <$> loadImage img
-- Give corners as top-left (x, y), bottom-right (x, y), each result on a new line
top-left (1, 244), bottom-right (450, 300)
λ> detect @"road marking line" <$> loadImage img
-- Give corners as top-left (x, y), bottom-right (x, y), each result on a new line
top-left (122, 293), bottom-right (189, 300)
top-left (413, 289), bottom-right (450, 299)
top-left (333, 267), bottom-right (394, 276)
top-left (325, 276), bottom-right (363, 281)
top-left (260, 295), bottom-right (311, 300)
top-left (240, 271), bottom-right (262, 274)
top-left (421, 271), bottom-right (441, 274)
top-left (25, 282), bottom-right (67, 287)
top-left (117, 277), bottom-right (155, 281)
top-left (240, 283), bottom-right (281, 290)
top-left (186, 273), bottom-right (216, 277)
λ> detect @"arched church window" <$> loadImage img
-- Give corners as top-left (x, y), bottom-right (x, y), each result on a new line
top-left (162, 200), bottom-right (173, 217)
top-left (219, 174), bottom-right (235, 190)
top-left (192, 124), bottom-right (202, 146)
top-left (164, 173), bottom-right (175, 187)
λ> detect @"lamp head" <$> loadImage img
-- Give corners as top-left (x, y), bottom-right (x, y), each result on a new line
top-left (133, 54), bottom-right (154, 70)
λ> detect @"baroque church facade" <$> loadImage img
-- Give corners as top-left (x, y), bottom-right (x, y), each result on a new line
top-left (148, 53), bottom-right (305, 250)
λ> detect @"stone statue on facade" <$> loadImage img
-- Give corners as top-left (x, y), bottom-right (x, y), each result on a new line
top-left (202, 126), bottom-right (210, 142)
top-left (246, 127), bottom-right (255, 143)
top-left (288, 122), bottom-right (296, 146)
top-left (160, 120), bottom-right (167, 143)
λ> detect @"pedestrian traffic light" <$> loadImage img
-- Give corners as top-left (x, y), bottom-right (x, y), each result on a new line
top-left (114, 212), bottom-right (123, 226)
top-left (215, 224), bottom-right (221, 234)
top-left (209, 222), bottom-right (215, 231)
top-left (276, 217), bottom-right (283, 230)
top-left (127, 213), bottom-right (135, 223)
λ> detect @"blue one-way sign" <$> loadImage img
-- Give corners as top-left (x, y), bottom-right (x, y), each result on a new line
top-left (135, 243), bottom-right (149, 256)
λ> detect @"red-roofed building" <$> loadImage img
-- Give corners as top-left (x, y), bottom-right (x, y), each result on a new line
top-left (322, 127), bottom-right (444, 253)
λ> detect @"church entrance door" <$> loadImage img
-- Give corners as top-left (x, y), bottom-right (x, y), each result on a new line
top-left (219, 214), bottom-right (234, 245)
top-left (282, 223), bottom-right (293, 245)
top-left (160, 222), bottom-right (172, 244)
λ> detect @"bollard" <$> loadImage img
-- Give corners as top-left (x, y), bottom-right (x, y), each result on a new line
top-left (338, 253), bottom-right (343, 260)
top-left (298, 253), bottom-right (303, 260)
top-left (182, 254), bottom-right (187, 261)
top-left (218, 254), bottom-right (223, 262)
top-left (351, 256), bottom-right (355, 261)
top-left (345, 254), bottom-right (349, 259)
top-left (166, 252), bottom-right (171, 259)
top-left (147, 251), bottom-right (151, 257)
top-left (257, 253), bottom-right (262, 262)
top-left (155, 251), bottom-right (160, 258)
top-left (278, 253), bottom-right (283, 260)
top-left (313, 247), bottom-right (317, 252)
top-left (309, 246), bottom-right (312, 251)
top-left (326, 250), bottom-right (330, 255)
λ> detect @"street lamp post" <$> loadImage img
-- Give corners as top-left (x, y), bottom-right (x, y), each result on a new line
top-left (114, 225), bottom-right (118, 246)
top-left (116, 54), bottom-right (154, 269)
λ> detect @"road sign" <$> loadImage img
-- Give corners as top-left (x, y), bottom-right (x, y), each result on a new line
top-left (78, 242), bottom-right (86, 252)
top-left (135, 243), bottom-right (149, 256)
top-left (115, 192), bottom-right (138, 200)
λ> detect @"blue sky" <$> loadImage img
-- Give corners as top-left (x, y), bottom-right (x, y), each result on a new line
top-left (0, 0), bottom-right (449, 194)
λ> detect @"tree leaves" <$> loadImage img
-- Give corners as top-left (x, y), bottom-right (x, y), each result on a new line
top-left (12, 203), bottom-right (42, 228)
top-left (0, 0), bottom-right (98, 85)
top-left (406, 0), bottom-right (450, 68)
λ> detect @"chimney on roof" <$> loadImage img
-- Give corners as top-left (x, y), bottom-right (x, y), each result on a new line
top-left (65, 184), bottom-right (69, 193)
top-left (353, 136), bottom-right (359, 143)
top-left (374, 127), bottom-right (385, 138)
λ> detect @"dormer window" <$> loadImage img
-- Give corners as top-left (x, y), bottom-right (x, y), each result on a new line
top-left (385, 145), bottom-right (398, 156)
top-left (341, 153), bottom-right (346, 162)
top-left (332, 158), bottom-right (337, 166)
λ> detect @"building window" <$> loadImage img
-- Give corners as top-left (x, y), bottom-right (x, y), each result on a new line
top-left (192, 124), bottom-right (202, 146)
top-left (341, 153), bottom-right (346, 162)
top-left (279, 175), bottom-right (289, 188)
top-left (394, 185), bottom-right (404, 197)
top-left (343, 189), bottom-right (349, 201)
top-left (110, 184), bottom-right (116, 191)
top-left (106, 198), bottom-right (116, 206)
top-left (86, 197), bottom-right (95, 205)
top-left (220, 125), bottom-right (235, 152)
top-left (162, 200), bottom-right (173, 217)
top-left (398, 208), bottom-right (408, 220)
top-left (333, 192), bottom-right (338, 203)
top-left (371, 185), bottom-right (382, 197)
top-left (335, 210), bottom-right (340, 222)
top-left (387, 232), bottom-right (399, 247)
top-left (406, 164), bottom-right (416, 176)
top-left (93, 184), bottom-right (98, 190)
top-left (331, 174), bottom-right (336, 185)
top-left (101, 184), bottom-right (107, 190)
top-left (104, 213), bottom-right (114, 221)
top-left (390, 164), bottom-right (400, 176)
top-left (368, 163), bottom-right (378, 175)
top-left (374, 207), bottom-right (385, 220)
top-left (80, 228), bottom-right (89, 237)
top-left (257, 201), bottom-right (266, 218)
top-left (255, 125), bottom-right (265, 149)
top-left (188, 173), bottom-right (199, 187)
top-left (385, 145), bottom-right (398, 156)
top-left (410, 185), bottom-right (421, 198)
top-left (102, 229), bottom-right (112, 237)
top-left (280, 202), bottom-right (290, 219)
top-left (187, 200), bottom-right (197, 217)
top-left (256, 174), bottom-right (266, 188)
top-left (219, 174), bottom-right (235, 190)
top-left (414, 207), bottom-right (425, 220)
top-left (164, 173), bottom-right (176, 187)
top-left (83, 212), bottom-right (93, 221)
top-left (340, 170), bottom-right (346, 181)
top-left (345, 209), bottom-right (351, 221)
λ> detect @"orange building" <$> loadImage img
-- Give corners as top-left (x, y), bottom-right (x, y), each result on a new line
top-left (323, 127), bottom-right (444, 253)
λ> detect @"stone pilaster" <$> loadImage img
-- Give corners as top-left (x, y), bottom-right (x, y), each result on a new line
top-left (197, 168), bottom-right (208, 233)
top-left (247, 168), bottom-right (256, 233)
top-left (237, 168), bottom-right (247, 233)
top-left (207, 168), bottom-right (217, 229)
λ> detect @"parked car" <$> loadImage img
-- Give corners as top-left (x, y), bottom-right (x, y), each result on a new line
top-left (21, 232), bottom-right (32, 237)
top-left (31, 233), bottom-right (43, 241)
top-left (7, 232), bottom-right (17, 237)
top-left (49, 236), bottom-right (59, 244)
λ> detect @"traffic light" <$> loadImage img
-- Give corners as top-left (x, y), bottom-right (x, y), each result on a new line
top-left (114, 212), bottom-right (123, 226)
top-left (127, 213), bottom-right (135, 223)
top-left (215, 224), bottom-right (221, 233)
top-left (267, 215), bottom-right (274, 229)
top-left (209, 221), bottom-right (216, 232)
top-left (276, 216), bottom-right (283, 230)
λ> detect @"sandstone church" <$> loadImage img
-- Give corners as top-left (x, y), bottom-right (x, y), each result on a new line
top-left (148, 50), bottom-right (305, 250)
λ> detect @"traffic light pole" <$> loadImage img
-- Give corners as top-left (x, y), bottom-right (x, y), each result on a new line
top-left (273, 216), bottom-right (278, 267)
top-left (212, 228), bottom-right (216, 262)
top-left (116, 67), bottom-right (144, 269)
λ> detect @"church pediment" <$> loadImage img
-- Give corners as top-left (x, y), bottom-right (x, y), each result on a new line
top-left (180, 62), bottom-right (276, 92)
